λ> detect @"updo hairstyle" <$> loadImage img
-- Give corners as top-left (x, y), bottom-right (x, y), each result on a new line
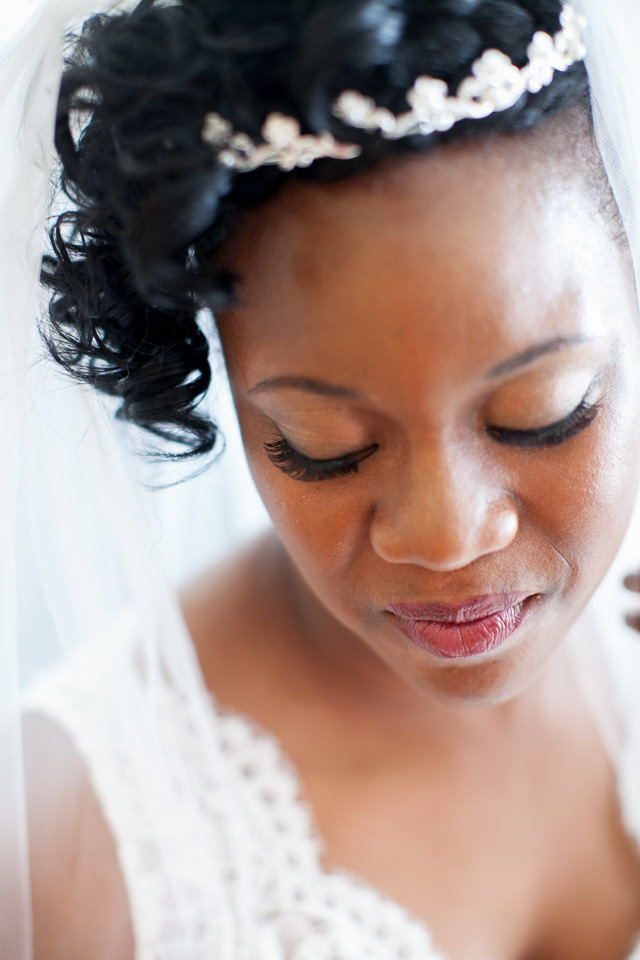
top-left (42, 0), bottom-right (591, 459)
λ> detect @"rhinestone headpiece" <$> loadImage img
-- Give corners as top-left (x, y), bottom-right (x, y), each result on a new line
top-left (201, 1), bottom-right (586, 173)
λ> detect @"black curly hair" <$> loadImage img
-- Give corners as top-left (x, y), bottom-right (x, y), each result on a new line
top-left (41, 0), bottom-right (593, 460)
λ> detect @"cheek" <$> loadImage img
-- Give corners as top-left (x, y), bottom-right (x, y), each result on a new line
top-left (236, 363), bottom-right (640, 635)
top-left (238, 411), bottom-right (370, 615)
top-left (514, 401), bottom-right (640, 596)
top-left (252, 459), bottom-right (370, 602)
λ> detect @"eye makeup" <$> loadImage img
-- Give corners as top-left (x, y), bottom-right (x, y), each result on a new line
top-left (485, 395), bottom-right (601, 447)
top-left (263, 437), bottom-right (379, 482)
top-left (263, 390), bottom-right (603, 482)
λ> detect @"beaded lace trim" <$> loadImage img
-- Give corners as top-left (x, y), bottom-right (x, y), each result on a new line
top-left (23, 613), bottom-right (640, 960)
top-left (23, 619), bottom-right (442, 959)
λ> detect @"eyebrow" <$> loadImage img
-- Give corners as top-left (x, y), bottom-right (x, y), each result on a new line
top-left (247, 336), bottom-right (599, 399)
top-left (486, 335), bottom-right (597, 379)
top-left (247, 376), bottom-right (363, 399)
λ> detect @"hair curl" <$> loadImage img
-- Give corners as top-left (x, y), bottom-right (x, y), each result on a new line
top-left (41, 0), bottom-right (591, 459)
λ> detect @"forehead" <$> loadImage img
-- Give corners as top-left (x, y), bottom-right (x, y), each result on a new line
top-left (218, 132), bottom-right (625, 388)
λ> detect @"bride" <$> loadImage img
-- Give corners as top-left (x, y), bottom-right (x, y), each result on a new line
top-left (4, 1), bottom-right (640, 958)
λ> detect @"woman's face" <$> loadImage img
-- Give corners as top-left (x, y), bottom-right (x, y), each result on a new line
top-left (217, 128), bottom-right (640, 707)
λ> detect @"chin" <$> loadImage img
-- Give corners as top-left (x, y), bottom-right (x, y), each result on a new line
top-left (378, 581), bottom-right (598, 710)
top-left (397, 616), bottom-right (569, 710)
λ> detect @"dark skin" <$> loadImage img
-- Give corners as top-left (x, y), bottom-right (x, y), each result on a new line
top-left (26, 125), bottom-right (640, 960)
top-left (183, 126), bottom-right (640, 960)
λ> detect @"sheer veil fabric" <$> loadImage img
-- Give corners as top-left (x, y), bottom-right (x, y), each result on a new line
top-left (1, 1), bottom-right (640, 958)
top-left (0, 2), bottom-right (266, 957)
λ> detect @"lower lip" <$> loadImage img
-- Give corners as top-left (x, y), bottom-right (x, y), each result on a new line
top-left (388, 601), bottom-right (531, 660)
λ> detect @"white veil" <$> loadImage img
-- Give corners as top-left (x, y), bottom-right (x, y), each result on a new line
top-left (0, 2), bottom-right (268, 957)
top-left (1, 0), bottom-right (639, 957)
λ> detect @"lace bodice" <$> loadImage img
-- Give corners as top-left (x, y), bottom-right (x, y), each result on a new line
top-left (23, 609), bottom-right (640, 960)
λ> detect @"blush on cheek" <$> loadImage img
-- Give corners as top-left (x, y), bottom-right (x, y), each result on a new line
top-left (250, 461), bottom-right (371, 613)
top-left (263, 479), bottom-right (365, 568)
top-left (520, 418), bottom-right (640, 602)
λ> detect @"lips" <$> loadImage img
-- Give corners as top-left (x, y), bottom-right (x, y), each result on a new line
top-left (385, 593), bottom-right (534, 660)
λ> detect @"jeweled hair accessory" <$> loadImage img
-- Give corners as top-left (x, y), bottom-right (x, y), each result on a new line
top-left (202, 1), bottom-right (586, 173)
top-left (201, 113), bottom-right (362, 172)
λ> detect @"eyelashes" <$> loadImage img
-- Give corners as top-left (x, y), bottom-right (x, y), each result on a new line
top-left (485, 397), bottom-right (600, 447)
top-left (264, 397), bottom-right (601, 482)
top-left (263, 437), bottom-right (378, 483)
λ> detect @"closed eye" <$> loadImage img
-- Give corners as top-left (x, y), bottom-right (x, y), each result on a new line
top-left (264, 436), bottom-right (378, 482)
top-left (486, 397), bottom-right (600, 447)
top-left (264, 394), bottom-right (601, 483)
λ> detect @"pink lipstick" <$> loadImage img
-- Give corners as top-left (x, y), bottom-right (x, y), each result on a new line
top-left (385, 593), bottom-right (533, 660)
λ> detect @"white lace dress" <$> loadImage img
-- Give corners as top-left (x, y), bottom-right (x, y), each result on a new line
top-left (23, 608), bottom-right (640, 960)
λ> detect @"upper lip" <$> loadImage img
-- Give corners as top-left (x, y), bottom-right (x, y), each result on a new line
top-left (385, 593), bottom-right (533, 624)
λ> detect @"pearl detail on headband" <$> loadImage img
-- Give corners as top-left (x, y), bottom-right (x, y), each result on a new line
top-left (201, 1), bottom-right (586, 172)
top-left (201, 111), bottom-right (362, 172)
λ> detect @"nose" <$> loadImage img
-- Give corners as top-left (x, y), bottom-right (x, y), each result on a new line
top-left (369, 447), bottom-right (518, 572)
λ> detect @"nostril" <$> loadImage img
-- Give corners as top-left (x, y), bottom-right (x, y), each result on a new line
top-left (369, 491), bottom-right (519, 571)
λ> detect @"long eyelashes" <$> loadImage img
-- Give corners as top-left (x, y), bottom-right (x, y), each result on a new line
top-left (264, 397), bottom-right (601, 482)
top-left (263, 438), bottom-right (378, 482)
top-left (485, 397), bottom-right (600, 447)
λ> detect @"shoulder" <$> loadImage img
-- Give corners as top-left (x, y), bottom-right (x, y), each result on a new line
top-left (17, 617), bottom-right (143, 960)
top-left (23, 709), bottom-right (135, 960)
top-left (17, 605), bottom-right (232, 960)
